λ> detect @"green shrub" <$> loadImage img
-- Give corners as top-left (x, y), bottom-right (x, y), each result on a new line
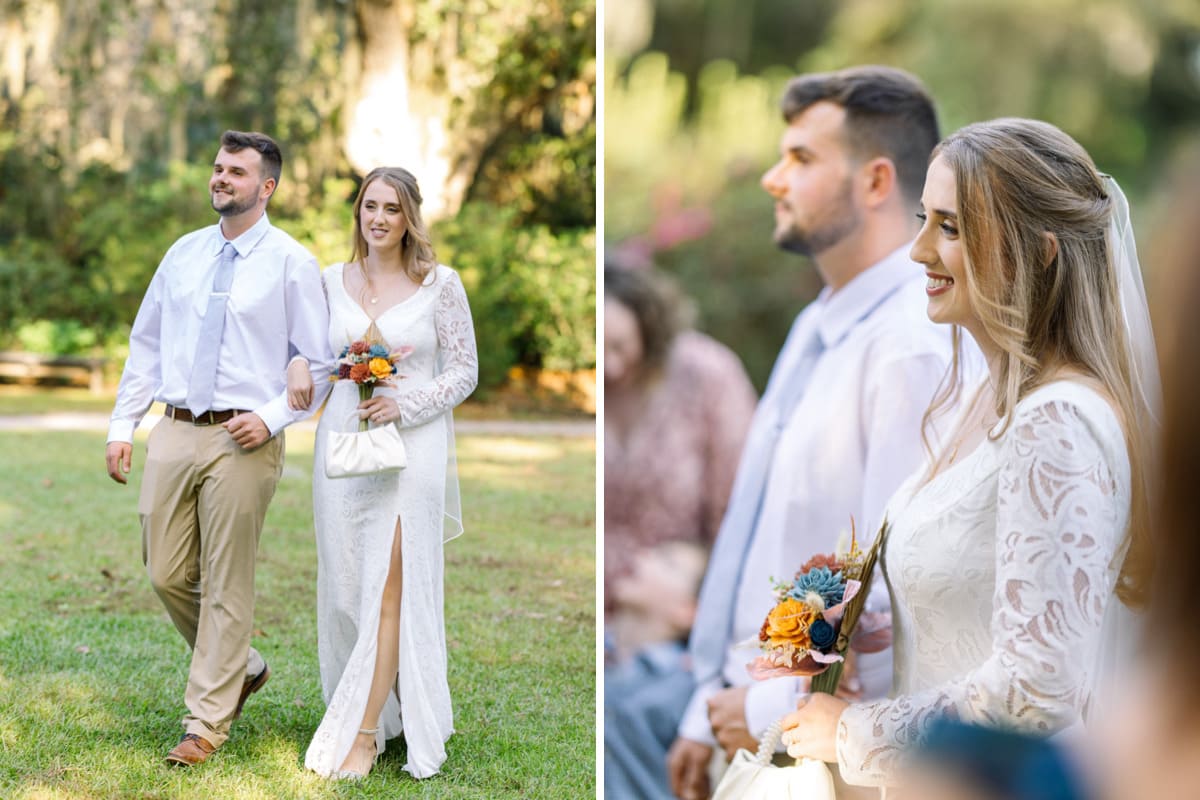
top-left (435, 203), bottom-right (596, 392)
top-left (0, 164), bottom-right (594, 392)
top-left (12, 320), bottom-right (98, 355)
top-left (645, 174), bottom-right (821, 391)
top-left (605, 54), bottom-right (811, 388)
top-left (0, 160), bottom-right (206, 343)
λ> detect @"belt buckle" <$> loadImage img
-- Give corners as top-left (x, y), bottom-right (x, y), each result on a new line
top-left (200, 410), bottom-right (216, 426)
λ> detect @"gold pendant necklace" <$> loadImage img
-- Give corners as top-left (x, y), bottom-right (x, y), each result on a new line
top-left (364, 264), bottom-right (380, 304)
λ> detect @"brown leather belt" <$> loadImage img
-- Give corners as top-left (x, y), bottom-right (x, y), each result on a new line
top-left (164, 405), bottom-right (245, 425)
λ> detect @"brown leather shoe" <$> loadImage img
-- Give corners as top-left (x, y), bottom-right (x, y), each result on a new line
top-left (165, 733), bottom-right (216, 767)
top-left (235, 663), bottom-right (271, 719)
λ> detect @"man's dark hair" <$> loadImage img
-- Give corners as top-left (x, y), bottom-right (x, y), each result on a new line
top-left (781, 66), bottom-right (939, 206)
top-left (220, 130), bottom-right (283, 188)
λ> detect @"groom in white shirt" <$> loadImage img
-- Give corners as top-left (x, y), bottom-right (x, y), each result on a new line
top-left (658, 66), bottom-right (960, 800)
top-left (105, 130), bottom-right (331, 767)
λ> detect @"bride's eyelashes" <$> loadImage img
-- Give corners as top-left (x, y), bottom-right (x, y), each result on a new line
top-left (915, 211), bottom-right (958, 238)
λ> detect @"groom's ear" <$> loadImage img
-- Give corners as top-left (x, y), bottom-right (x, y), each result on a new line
top-left (1042, 232), bottom-right (1060, 268)
top-left (859, 157), bottom-right (897, 210)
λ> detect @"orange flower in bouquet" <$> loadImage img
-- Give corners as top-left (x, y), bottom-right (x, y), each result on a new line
top-left (761, 599), bottom-right (817, 649)
top-left (743, 517), bottom-right (888, 694)
top-left (331, 336), bottom-right (415, 430)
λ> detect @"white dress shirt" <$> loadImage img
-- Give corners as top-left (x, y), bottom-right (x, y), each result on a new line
top-left (108, 213), bottom-right (332, 442)
top-left (678, 245), bottom-right (972, 744)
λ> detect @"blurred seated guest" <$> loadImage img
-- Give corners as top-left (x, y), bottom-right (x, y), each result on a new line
top-left (604, 261), bottom-right (756, 800)
top-left (1095, 142), bottom-right (1200, 800)
top-left (899, 720), bottom-right (1090, 800)
top-left (603, 262), bottom-right (756, 624)
top-left (605, 541), bottom-right (708, 800)
top-left (608, 540), bottom-right (708, 664)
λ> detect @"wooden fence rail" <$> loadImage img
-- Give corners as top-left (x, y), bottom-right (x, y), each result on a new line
top-left (0, 351), bottom-right (107, 393)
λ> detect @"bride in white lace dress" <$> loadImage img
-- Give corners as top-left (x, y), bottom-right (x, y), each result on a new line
top-left (288, 167), bottom-right (477, 780)
top-left (780, 119), bottom-right (1157, 791)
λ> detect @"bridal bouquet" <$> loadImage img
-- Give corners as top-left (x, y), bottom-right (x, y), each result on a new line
top-left (745, 517), bottom-right (888, 694)
top-left (331, 339), bottom-right (414, 431)
top-left (323, 336), bottom-right (415, 479)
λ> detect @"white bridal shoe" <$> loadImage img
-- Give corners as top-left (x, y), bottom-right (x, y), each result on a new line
top-left (333, 727), bottom-right (379, 780)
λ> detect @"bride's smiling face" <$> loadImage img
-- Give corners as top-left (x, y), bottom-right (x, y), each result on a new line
top-left (911, 156), bottom-right (977, 335)
top-left (358, 179), bottom-right (409, 254)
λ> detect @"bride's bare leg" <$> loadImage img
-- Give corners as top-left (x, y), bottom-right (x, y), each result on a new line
top-left (338, 518), bottom-right (403, 776)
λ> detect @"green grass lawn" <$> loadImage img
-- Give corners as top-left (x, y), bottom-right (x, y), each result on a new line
top-left (0, 386), bottom-right (120, 415)
top-left (0, 427), bottom-right (596, 799)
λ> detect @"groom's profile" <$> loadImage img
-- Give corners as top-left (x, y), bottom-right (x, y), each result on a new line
top-left (104, 130), bottom-right (330, 766)
top-left (605, 66), bottom-right (963, 800)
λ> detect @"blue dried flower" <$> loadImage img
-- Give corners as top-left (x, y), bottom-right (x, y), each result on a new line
top-left (809, 618), bottom-right (836, 650)
top-left (789, 566), bottom-right (845, 608)
top-left (338, 345), bottom-right (350, 358)
top-left (369, 344), bottom-right (389, 358)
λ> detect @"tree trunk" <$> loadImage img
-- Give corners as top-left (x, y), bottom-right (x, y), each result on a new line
top-left (348, 0), bottom-right (466, 220)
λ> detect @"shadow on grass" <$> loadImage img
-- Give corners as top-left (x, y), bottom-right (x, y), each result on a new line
top-left (0, 430), bottom-right (595, 800)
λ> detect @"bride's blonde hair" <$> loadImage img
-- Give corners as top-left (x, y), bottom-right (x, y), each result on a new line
top-left (922, 118), bottom-right (1152, 607)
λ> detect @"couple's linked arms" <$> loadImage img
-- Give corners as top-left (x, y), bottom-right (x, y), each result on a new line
top-left (106, 252), bottom-right (331, 483)
top-left (286, 269), bottom-right (478, 426)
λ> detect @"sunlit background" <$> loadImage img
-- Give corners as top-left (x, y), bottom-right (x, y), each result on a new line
top-left (605, 0), bottom-right (1200, 388)
top-left (0, 0), bottom-right (596, 404)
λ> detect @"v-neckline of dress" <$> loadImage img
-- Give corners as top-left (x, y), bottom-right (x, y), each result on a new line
top-left (904, 377), bottom-right (1113, 510)
top-left (339, 262), bottom-right (429, 321)
top-left (907, 428), bottom-right (994, 508)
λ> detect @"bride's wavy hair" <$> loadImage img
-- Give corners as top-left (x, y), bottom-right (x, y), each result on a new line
top-left (923, 118), bottom-right (1151, 607)
top-left (349, 166), bottom-right (437, 285)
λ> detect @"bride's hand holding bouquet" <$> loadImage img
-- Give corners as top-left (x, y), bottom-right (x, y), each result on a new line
top-left (710, 519), bottom-right (890, 799)
top-left (740, 518), bottom-right (890, 762)
top-left (332, 340), bottom-right (414, 430)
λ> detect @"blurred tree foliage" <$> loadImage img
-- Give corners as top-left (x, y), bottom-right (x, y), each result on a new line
top-left (439, 204), bottom-right (596, 389)
top-left (607, 0), bottom-right (1200, 390)
top-left (0, 0), bottom-right (595, 391)
top-left (606, 55), bottom-right (816, 386)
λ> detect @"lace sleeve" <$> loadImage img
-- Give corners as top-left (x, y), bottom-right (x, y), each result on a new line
top-left (836, 398), bottom-right (1129, 787)
top-left (395, 268), bottom-right (479, 428)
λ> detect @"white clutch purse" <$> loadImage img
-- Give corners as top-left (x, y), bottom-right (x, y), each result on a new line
top-left (711, 719), bottom-right (837, 800)
top-left (324, 419), bottom-right (407, 479)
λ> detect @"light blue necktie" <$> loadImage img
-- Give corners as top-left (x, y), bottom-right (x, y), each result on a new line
top-left (186, 241), bottom-right (237, 415)
top-left (689, 315), bottom-right (825, 686)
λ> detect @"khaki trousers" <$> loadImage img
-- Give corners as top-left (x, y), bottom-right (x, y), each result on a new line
top-left (138, 417), bottom-right (284, 747)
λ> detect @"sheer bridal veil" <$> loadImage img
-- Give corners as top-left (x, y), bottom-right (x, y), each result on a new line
top-left (1084, 175), bottom-right (1162, 731)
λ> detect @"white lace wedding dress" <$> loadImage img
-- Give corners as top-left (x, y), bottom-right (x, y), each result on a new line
top-left (837, 380), bottom-right (1133, 788)
top-left (304, 262), bottom-right (477, 779)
